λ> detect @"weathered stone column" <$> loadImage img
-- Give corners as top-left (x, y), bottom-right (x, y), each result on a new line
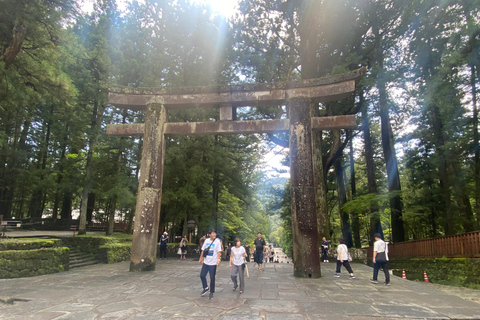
top-left (289, 97), bottom-right (321, 278)
top-left (130, 99), bottom-right (167, 272)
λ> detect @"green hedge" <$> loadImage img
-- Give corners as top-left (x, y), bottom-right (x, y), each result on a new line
top-left (98, 243), bottom-right (132, 264)
top-left (385, 258), bottom-right (480, 289)
top-left (0, 239), bottom-right (62, 251)
top-left (0, 247), bottom-right (69, 279)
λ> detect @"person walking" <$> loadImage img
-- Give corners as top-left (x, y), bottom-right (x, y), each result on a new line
top-left (199, 229), bottom-right (222, 299)
top-left (225, 243), bottom-right (232, 261)
top-left (370, 233), bottom-right (390, 285)
top-left (159, 232), bottom-right (168, 259)
top-left (334, 238), bottom-right (355, 279)
top-left (321, 237), bottom-right (330, 262)
top-left (244, 241), bottom-right (251, 262)
top-left (269, 245), bottom-right (275, 263)
top-left (179, 235), bottom-right (188, 260)
top-left (253, 232), bottom-right (266, 270)
top-left (229, 238), bottom-right (247, 294)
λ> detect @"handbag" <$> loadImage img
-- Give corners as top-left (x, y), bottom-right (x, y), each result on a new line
top-left (347, 252), bottom-right (353, 262)
top-left (244, 263), bottom-right (249, 278)
top-left (376, 251), bottom-right (386, 262)
top-left (376, 242), bottom-right (387, 262)
top-left (203, 241), bottom-right (214, 257)
top-left (177, 247), bottom-right (182, 255)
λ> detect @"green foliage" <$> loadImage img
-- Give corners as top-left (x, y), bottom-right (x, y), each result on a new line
top-left (0, 238), bottom-right (62, 251)
top-left (388, 258), bottom-right (480, 289)
top-left (0, 247), bottom-right (69, 279)
top-left (98, 242), bottom-right (131, 263)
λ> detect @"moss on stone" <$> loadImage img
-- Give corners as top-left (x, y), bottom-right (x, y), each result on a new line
top-left (386, 257), bottom-right (480, 289)
top-left (0, 247), bottom-right (69, 279)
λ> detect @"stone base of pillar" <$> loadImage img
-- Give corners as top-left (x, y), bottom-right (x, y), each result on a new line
top-left (130, 261), bottom-right (156, 272)
top-left (294, 269), bottom-right (321, 278)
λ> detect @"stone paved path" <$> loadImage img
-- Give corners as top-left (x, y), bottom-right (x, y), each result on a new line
top-left (1, 259), bottom-right (480, 319)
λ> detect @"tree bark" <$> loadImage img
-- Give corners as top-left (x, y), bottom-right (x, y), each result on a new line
top-left (79, 100), bottom-right (103, 235)
top-left (377, 52), bottom-right (405, 243)
top-left (349, 140), bottom-right (361, 248)
top-left (472, 65), bottom-right (480, 230)
top-left (335, 158), bottom-right (353, 248)
top-left (361, 91), bottom-right (383, 245)
top-left (0, 20), bottom-right (27, 67)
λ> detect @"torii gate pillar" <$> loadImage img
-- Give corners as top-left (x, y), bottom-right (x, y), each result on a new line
top-left (130, 100), bottom-right (166, 271)
top-left (289, 97), bottom-right (320, 278)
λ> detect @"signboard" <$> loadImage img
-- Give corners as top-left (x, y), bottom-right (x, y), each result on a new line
top-left (187, 220), bottom-right (195, 228)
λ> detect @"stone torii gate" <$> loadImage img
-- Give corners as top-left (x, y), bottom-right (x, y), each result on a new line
top-left (106, 68), bottom-right (365, 278)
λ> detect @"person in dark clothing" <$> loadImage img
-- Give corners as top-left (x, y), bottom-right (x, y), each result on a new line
top-left (321, 237), bottom-right (330, 262)
top-left (225, 243), bottom-right (232, 261)
top-left (253, 232), bottom-right (266, 270)
top-left (159, 232), bottom-right (168, 258)
top-left (370, 233), bottom-right (390, 285)
top-left (244, 241), bottom-right (251, 262)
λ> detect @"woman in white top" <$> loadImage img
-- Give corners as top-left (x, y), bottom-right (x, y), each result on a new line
top-left (229, 237), bottom-right (247, 293)
top-left (335, 237), bottom-right (355, 279)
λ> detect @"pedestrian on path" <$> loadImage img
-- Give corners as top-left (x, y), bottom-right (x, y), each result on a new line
top-left (225, 242), bottom-right (232, 261)
top-left (253, 232), bottom-right (266, 270)
top-left (244, 241), bottom-right (251, 262)
top-left (370, 233), bottom-right (390, 285)
top-left (179, 235), bottom-right (188, 260)
top-left (199, 229), bottom-right (222, 299)
top-left (321, 236), bottom-right (330, 262)
top-left (159, 232), bottom-right (168, 259)
top-left (334, 238), bottom-right (355, 279)
top-left (269, 245), bottom-right (275, 263)
top-left (229, 237), bottom-right (247, 294)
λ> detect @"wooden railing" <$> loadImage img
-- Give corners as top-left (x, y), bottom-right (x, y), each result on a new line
top-left (365, 231), bottom-right (480, 259)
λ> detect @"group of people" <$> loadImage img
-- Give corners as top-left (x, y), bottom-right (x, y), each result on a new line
top-left (199, 231), bottom-right (270, 299)
top-left (161, 230), bottom-right (391, 300)
top-left (332, 233), bottom-right (390, 286)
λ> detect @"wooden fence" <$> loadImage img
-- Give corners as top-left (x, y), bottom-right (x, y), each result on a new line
top-left (365, 231), bottom-right (480, 259)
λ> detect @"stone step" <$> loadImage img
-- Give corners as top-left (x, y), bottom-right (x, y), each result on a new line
top-left (69, 249), bottom-right (100, 269)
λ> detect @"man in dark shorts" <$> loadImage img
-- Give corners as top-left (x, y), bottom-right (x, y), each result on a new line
top-left (253, 232), bottom-right (266, 270)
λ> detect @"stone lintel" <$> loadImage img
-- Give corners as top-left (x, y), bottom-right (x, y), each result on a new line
top-left (108, 80), bottom-right (357, 110)
top-left (106, 123), bottom-right (144, 136)
top-left (105, 115), bottom-right (356, 137)
top-left (109, 67), bottom-right (366, 96)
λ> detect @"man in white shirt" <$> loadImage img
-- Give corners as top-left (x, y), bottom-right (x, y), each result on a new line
top-left (370, 233), bottom-right (390, 285)
top-left (199, 229), bottom-right (222, 299)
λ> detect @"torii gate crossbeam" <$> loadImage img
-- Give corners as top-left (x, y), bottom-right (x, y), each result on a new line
top-left (106, 68), bottom-right (365, 278)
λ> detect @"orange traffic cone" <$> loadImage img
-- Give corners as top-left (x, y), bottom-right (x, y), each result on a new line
top-left (423, 271), bottom-right (429, 282)
top-left (402, 269), bottom-right (406, 279)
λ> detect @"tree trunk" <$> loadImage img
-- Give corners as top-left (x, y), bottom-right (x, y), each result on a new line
top-left (349, 140), bottom-right (361, 248)
top-left (361, 92), bottom-right (382, 245)
top-left (106, 196), bottom-right (117, 236)
top-left (430, 103), bottom-right (453, 235)
top-left (378, 53), bottom-right (405, 243)
top-left (335, 158), bottom-right (353, 248)
top-left (78, 101), bottom-right (103, 235)
top-left (29, 106), bottom-right (53, 221)
top-left (313, 128), bottom-right (330, 240)
top-left (472, 65), bottom-right (480, 230)
top-left (0, 20), bottom-right (27, 67)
